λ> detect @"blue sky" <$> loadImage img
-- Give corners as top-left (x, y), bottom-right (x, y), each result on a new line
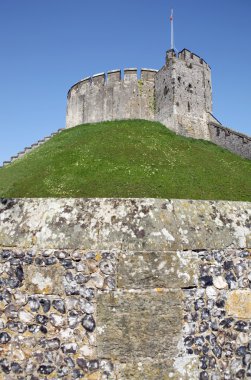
top-left (0, 0), bottom-right (250, 164)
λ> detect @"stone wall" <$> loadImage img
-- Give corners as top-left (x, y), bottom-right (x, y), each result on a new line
top-left (66, 69), bottom-right (157, 129)
top-left (0, 198), bottom-right (250, 380)
top-left (208, 122), bottom-right (251, 160)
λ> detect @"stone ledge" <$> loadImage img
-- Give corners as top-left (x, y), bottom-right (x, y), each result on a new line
top-left (0, 198), bottom-right (250, 250)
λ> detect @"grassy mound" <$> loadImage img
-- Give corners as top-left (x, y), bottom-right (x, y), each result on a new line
top-left (0, 120), bottom-right (250, 200)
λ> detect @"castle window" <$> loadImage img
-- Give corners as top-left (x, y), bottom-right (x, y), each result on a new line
top-left (188, 102), bottom-right (191, 112)
top-left (189, 63), bottom-right (193, 69)
top-left (176, 102), bottom-right (179, 107)
top-left (190, 53), bottom-right (194, 59)
top-left (200, 58), bottom-right (203, 64)
top-left (178, 76), bottom-right (181, 83)
top-left (187, 83), bottom-right (193, 93)
top-left (164, 86), bottom-right (169, 96)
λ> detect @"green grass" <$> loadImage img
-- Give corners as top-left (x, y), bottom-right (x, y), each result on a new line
top-left (0, 119), bottom-right (250, 200)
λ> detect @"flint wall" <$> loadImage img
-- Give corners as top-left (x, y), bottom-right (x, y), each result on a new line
top-left (0, 198), bottom-right (250, 379)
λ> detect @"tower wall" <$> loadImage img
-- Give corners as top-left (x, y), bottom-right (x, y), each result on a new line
top-left (66, 69), bottom-right (157, 128)
top-left (155, 49), bottom-right (212, 140)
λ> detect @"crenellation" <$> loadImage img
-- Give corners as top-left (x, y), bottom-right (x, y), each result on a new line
top-left (124, 68), bottom-right (138, 82)
top-left (166, 48), bottom-right (176, 61)
top-left (107, 69), bottom-right (121, 83)
top-left (92, 72), bottom-right (106, 85)
top-left (141, 69), bottom-right (157, 81)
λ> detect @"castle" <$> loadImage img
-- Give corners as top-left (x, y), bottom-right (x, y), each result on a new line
top-left (1, 47), bottom-right (250, 168)
top-left (66, 48), bottom-right (251, 159)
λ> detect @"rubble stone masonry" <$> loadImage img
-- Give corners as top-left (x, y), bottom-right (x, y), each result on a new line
top-left (0, 198), bottom-right (250, 379)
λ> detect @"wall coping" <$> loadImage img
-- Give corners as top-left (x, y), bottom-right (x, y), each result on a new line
top-left (0, 198), bottom-right (250, 251)
top-left (209, 121), bottom-right (251, 141)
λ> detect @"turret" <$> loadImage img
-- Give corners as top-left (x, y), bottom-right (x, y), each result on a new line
top-left (155, 49), bottom-right (212, 140)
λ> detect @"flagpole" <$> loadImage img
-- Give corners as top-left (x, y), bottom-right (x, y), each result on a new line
top-left (170, 9), bottom-right (174, 50)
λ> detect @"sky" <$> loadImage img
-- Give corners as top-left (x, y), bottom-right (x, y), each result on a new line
top-left (0, 0), bottom-right (250, 164)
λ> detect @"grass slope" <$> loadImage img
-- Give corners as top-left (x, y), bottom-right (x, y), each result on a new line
top-left (0, 120), bottom-right (250, 200)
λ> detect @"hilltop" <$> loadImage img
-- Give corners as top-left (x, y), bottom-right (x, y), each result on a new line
top-left (0, 120), bottom-right (250, 200)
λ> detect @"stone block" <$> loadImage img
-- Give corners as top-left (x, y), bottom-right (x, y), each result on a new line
top-left (115, 360), bottom-right (179, 380)
top-left (117, 251), bottom-right (198, 289)
top-left (97, 290), bottom-right (183, 360)
top-left (225, 289), bottom-right (251, 319)
top-left (23, 265), bottom-right (65, 295)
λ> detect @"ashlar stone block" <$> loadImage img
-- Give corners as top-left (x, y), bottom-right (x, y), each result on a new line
top-left (117, 251), bottom-right (198, 289)
top-left (97, 290), bottom-right (183, 360)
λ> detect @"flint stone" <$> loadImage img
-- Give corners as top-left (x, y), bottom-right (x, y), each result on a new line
top-left (97, 290), bottom-right (183, 360)
top-left (23, 265), bottom-right (64, 295)
top-left (117, 251), bottom-right (198, 289)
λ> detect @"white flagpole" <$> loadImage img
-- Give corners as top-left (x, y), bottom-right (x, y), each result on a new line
top-left (170, 9), bottom-right (174, 50)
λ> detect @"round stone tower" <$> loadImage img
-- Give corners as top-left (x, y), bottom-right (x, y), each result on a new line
top-left (66, 68), bottom-right (157, 129)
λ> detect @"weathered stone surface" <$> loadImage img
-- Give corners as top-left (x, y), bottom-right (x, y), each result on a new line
top-left (172, 199), bottom-right (250, 249)
top-left (117, 251), bottom-right (199, 289)
top-left (23, 265), bottom-right (65, 295)
top-left (97, 290), bottom-right (183, 360)
top-left (225, 289), bottom-right (251, 319)
top-left (66, 69), bottom-right (156, 129)
top-left (209, 123), bottom-right (251, 160)
top-left (0, 199), bottom-right (250, 250)
top-left (0, 198), bottom-right (250, 379)
top-left (115, 360), bottom-right (179, 380)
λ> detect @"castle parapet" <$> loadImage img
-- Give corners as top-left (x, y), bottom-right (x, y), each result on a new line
top-left (141, 69), bottom-right (158, 81)
top-left (124, 68), bottom-right (138, 82)
top-left (107, 70), bottom-right (121, 83)
top-left (66, 68), bottom-right (157, 128)
top-left (208, 120), bottom-right (251, 159)
top-left (92, 73), bottom-right (105, 85)
top-left (178, 48), bottom-right (210, 69)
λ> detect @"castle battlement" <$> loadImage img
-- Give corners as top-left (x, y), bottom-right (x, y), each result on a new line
top-left (166, 48), bottom-right (210, 69)
top-left (67, 68), bottom-right (158, 99)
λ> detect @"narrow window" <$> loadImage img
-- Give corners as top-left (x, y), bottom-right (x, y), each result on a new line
top-left (187, 83), bottom-right (193, 93)
top-left (188, 102), bottom-right (191, 112)
top-left (164, 86), bottom-right (169, 96)
top-left (178, 76), bottom-right (181, 83)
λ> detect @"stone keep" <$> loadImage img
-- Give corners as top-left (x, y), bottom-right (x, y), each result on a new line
top-left (66, 48), bottom-right (213, 140)
top-left (155, 49), bottom-right (212, 140)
